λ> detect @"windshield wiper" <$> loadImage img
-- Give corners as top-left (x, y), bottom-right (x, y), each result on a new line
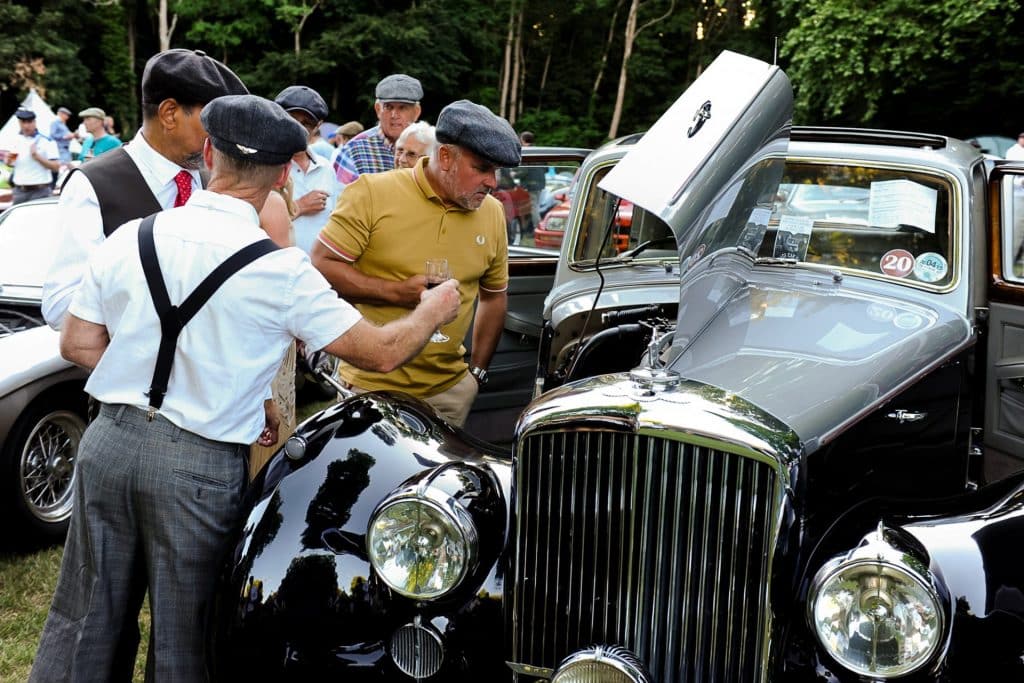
top-left (618, 236), bottom-right (677, 259)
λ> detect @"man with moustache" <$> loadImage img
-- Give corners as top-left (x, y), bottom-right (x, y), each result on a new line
top-left (42, 48), bottom-right (248, 330)
top-left (313, 100), bottom-right (521, 426)
top-left (331, 73), bottom-right (422, 185)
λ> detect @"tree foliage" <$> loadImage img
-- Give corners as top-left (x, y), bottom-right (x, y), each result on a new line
top-left (1, 0), bottom-right (1022, 147)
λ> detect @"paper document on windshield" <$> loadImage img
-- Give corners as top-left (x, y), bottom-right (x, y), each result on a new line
top-left (598, 50), bottom-right (777, 219)
top-left (868, 180), bottom-right (937, 233)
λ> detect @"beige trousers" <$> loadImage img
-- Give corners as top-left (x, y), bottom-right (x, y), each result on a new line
top-left (346, 371), bottom-right (479, 427)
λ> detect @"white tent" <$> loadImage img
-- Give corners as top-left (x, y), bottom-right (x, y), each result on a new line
top-left (0, 88), bottom-right (57, 152)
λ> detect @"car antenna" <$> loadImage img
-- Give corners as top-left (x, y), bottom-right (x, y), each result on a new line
top-left (572, 195), bottom-right (622, 373)
top-left (773, 36), bottom-right (779, 65)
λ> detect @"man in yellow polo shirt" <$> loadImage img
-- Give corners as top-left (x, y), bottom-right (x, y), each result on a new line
top-left (312, 100), bottom-right (520, 426)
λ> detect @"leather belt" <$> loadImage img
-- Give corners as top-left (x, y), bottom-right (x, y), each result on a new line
top-left (15, 184), bottom-right (49, 191)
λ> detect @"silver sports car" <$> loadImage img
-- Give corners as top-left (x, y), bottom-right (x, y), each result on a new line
top-left (0, 197), bottom-right (87, 545)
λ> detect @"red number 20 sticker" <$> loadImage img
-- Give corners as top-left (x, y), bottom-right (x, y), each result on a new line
top-left (880, 249), bottom-right (915, 278)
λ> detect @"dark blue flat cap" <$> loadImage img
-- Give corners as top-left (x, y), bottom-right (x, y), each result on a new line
top-left (435, 100), bottom-right (521, 167)
top-left (15, 107), bottom-right (36, 120)
top-left (201, 95), bottom-right (308, 165)
top-left (274, 85), bottom-right (328, 122)
top-left (142, 49), bottom-right (247, 108)
top-left (375, 74), bottom-right (423, 103)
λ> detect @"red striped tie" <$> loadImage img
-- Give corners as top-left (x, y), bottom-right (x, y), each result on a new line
top-left (173, 170), bottom-right (192, 207)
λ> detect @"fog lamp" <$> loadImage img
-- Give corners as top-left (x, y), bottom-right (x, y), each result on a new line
top-left (808, 527), bottom-right (944, 678)
top-left (551, 646), bottom-right (651, 683)
top-left (368, 487), bottom-right (477, 599)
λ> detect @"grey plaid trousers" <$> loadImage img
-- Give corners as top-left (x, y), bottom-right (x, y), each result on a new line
top-left (31, 403), bottom-right (248, 682)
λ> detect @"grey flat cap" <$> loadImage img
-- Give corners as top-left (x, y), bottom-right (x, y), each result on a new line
top-left (274, 85), bottom-right (328, 122)
top-left (201, 95), bottom-right (308, 165)
top-left (14, 107), bottom-right (36, 120)
top-left (79, 107), bottom-right (106, 119)
top-left (375, 74), bottom-right (423, 103)
top-left (142, 49), bottom-right (248, 107)
top-left (57, 106), bottom-right (72, 116)
top-left (435, 99), bottom-right (521, 167)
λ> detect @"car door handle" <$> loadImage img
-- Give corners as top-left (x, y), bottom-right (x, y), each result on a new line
top-left (886, 409), bottom-right (927, 424)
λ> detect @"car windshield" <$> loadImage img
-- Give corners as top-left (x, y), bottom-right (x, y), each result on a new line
top-left (572, 156), bottom-right (955, 289)
top-left (746, 162), bottom-right (953, 288)
top-left (0, 202), bottom-right (59, 288)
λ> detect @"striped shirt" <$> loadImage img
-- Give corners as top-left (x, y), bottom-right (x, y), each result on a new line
top-left (330, 125), bottom-right (394, 185)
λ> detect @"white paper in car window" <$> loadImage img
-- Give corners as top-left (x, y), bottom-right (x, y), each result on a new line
top-left (772, 215), bottom-right (813, 260)
top-left (868, 180), bottom-right (937, 233)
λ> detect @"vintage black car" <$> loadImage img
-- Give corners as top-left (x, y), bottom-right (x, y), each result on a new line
top-left (209, 52), bottom-right (1024, 681)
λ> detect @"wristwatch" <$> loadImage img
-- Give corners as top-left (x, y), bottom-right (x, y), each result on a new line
top-left (470, 365), bottom-right (489, 387)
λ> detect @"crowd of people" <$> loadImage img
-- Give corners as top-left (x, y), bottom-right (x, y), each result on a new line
top-left (26, 47), bottom-right (523, 682)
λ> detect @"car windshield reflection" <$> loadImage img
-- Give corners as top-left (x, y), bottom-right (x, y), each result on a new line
top-left (0, 201), bottom-right (60, 289)
top-left (570, 158), bottom-right (956, 290)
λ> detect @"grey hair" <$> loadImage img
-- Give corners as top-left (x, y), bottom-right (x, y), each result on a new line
top-left (397, 121), bottom-right (437, 154)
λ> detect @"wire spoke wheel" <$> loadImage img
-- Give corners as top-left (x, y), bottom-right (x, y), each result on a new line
top-left (18, 409), bottom-right (84, 525)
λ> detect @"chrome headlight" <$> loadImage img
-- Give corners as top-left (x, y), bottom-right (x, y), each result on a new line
top-left (808, 524), bottom-right (945, 678)
top-left (367, 467), bottom-right (479, 599)
top-left (551, 646), bottom-right (651, 683)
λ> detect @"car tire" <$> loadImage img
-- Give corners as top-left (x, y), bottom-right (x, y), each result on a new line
top-left (1, 396), bottom-right (87, 545)
top-left (507, 217), bottom-right (523, 246)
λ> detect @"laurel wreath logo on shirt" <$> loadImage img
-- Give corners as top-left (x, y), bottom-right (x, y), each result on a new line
top-left (476, 235), bottom-right (486, 245)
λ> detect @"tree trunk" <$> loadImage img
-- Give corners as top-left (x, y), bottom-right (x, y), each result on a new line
top-left (294, 1), bottom-right (322, 57)
top-left (590, 0), bottom-right (625, 118)
top-left (499, 2), bottom-right (515, 118)
top-left (158, 0), bottom-right (177, 52)
top-left (509, 3), bottom-right (524, 124)
top-left (608, 0), bottom-right (676, 139)
top-left (607, 0), bottom-right (638, 139)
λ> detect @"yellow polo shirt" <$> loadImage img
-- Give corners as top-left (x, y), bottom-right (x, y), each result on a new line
top-left (318, 158), bottom-right (509, 397)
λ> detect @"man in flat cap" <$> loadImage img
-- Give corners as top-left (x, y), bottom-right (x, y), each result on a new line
top-left (43, 48), bottom-right (248, 330)
top-left (274, 84), bottom-right (342, 253)
top-left (78, 106), bottom-right (122, 161)
top-left (313, 99), bottom-right (521, 426)
top-left (331, 73), bottom-right (423, 186)
top-left (31, 94), bottom-right (459, 683)
top-left (5, 107), bottom-right (60, 204)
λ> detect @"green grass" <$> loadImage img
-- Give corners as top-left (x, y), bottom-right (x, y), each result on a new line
top-left (0, 393), bottom-right (332, 681)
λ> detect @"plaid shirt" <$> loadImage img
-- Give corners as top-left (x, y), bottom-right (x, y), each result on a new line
top-left (331, 125), bottom-right (394, 185)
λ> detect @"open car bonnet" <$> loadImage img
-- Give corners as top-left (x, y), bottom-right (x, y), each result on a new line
top-left (600, 50), bottom-right (793, 243)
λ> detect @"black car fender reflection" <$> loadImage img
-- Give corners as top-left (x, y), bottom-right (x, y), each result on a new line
top-left (207, 392), bottom-right (513, 680)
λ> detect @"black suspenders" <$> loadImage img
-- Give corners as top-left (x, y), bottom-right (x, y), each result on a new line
top-left (137, 213), bottom-right (279, 418)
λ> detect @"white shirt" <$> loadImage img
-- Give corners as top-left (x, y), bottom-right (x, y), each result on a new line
top-left (11, 130), bottom-right (58, 186)
top-left (1006, 143), bottom-right (1024, 161)
top-left (290, 150), bottom-right (342, 254)
top-left (70, 190), bottom-right (362, 444)
top-left (42, 131), bottom-right (202, 329)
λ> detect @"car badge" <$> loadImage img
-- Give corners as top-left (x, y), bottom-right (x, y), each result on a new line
top-left (687, 100), bottom-right (712, 137)
top-left (476, 235), bottom-right (485, 245)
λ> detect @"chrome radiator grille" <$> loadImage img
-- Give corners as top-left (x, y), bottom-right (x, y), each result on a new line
top-left (510, 431), bottom-right (780, 682)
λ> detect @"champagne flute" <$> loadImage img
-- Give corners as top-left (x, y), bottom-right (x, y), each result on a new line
top-left (425, 258), bottom-right (451, 343)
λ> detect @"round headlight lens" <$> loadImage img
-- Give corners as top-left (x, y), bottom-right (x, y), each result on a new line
top-left (551, 646), bottom-right (650, 683)
top-left (368, 498), bottom-right (473, 599)
top-left (810, 559), bottom-right (942, 677)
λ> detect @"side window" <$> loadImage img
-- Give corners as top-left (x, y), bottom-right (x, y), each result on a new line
top-left (1002, 175), bottom-right (1024, 282)
top-left (507, 162), bottom-right (580, 254)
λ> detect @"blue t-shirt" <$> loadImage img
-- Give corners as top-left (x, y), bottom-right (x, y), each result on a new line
top-left (80, 134), bottom-right (122, 161)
